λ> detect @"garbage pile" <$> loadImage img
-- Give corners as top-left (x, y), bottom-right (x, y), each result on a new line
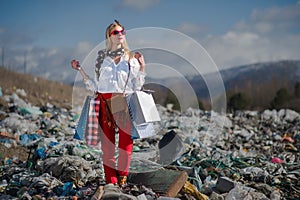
top-left (0, 88), bottom-right (299, 199)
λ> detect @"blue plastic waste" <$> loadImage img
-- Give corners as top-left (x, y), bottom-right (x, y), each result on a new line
top-left (20, 134), bottom-right (40, 146)
top-left (61, 182), bottom-right (76, 196)
top-left (35, 147), bottom-right (47, 159)
top-left (49, 141), bottom-right (59, 147)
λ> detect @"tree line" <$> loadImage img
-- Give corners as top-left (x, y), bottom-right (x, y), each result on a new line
top-left (227, 81), bottom-right (300, 112)
top-left (148, 78), bottom-right (300, 113)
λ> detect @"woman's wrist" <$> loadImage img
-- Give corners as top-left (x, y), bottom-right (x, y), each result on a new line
top-left (83, 73), bottom-right (89, 82)
top-left (140, 65), bottom-right (145, 72)
top-left (83, 77), bottom-right (89, 82)
top-left (77, 67), bottom-right (89, 81)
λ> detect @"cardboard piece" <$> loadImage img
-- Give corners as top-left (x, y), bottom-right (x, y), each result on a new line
top-left (128, 169), bottom-right (188, 197)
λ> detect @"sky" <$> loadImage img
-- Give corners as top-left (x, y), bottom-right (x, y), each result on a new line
top-left (0, 0), bottom-right (300, 83)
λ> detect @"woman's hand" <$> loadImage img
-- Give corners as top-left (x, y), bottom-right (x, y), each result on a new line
top-left (134, 52), bottom-right (145, 72)
top-left (71, 59), bottom-right (89, 82)
top-left (71, 59), bottom-right (81, 71)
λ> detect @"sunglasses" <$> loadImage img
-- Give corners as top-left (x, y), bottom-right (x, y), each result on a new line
top-left (110, 29), bottom-right (126, 36)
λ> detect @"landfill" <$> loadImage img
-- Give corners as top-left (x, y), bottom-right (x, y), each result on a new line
top-left (0, 88), bottom-right (299, 200)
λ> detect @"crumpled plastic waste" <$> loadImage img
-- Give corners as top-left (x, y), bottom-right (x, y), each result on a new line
top-left (20, 133), bottom-right (41, 146)
top-left (0, 91), bottom-right (300, 199)
top-left (271, 157), bottom-right (285, 164)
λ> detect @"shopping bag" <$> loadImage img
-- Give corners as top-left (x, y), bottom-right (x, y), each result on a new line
top-left (107, 94), bottom-right (128, 114)
top-left (131, 122), bottom-right (156, 140)
top-left (127, 91), bottom-right (161, 125)
top-left (74, 96), bottom-right (92, 140)
top-left (158, 130), bottom-right (185, 165)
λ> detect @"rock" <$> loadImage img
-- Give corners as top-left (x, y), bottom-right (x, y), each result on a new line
top-left (225, 184), bottom-right (255, 200)
top-left (270, 189), bottom-right (281, 200)
top-left (101, 184), bottom-right (137, 200)
top-left (278, 109), bottom-right (300, 122)
top-left (210, 191), bottom-right (225, 200)
top-left (214, 177), bottom-right (235, 193)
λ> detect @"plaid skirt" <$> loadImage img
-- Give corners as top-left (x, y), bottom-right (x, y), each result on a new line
top-left (85, 93), bottom-right (130, 146)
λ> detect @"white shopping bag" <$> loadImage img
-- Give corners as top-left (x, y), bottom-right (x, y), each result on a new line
top-left (131, 122), bottom-right (156, 139)
top-left (127, 91), bottom-right (161, 125)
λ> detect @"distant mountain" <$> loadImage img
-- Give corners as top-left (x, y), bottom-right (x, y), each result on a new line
top-left (185, 60), bottom-right (300, 99)
top-left (219, 60), bottom-right (300, 91)
top-left (145, 60), bottom-right (300, 110)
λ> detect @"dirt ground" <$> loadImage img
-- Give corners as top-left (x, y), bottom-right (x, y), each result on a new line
top-left (0, 67), bottom-right (73, 109)
top-left (0, 144), bottom-right (30, 162)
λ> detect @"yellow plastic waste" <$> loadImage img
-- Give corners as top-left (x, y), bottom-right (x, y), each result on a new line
top-left (182, 180), bottom-right (209, 200)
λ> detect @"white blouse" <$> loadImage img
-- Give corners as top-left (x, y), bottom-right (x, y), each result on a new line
top-left (84, 56), bottom-right (145, 93)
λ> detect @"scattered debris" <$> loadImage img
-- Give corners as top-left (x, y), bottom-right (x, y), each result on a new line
top-left (0, 90), bottom-right (299, 199)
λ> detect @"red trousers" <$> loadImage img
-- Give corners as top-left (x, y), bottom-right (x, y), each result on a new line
top-left (98, 93), bottom-right (133, 184)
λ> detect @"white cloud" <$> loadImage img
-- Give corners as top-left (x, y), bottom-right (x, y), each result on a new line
top-left (254, 22), bottom-right (273, 34)
top-left (74, 41), bottom-right (94, 59)
top-left (222, 31), bottom-right (260, 44)
top-left (200, 2), bottom-right (300, 70)
top-left (233, 4), bottom-right (300, 36)
top-left (176, 22), bottom-right (205, 35)
top-left (3, 2), bottom-right (300, 82)
top-left (147, 2), bottom-right (300, 74)
top-left (204, 31), bottom-right (268, 68)
top-left (251, 4), bottom-right (300, 33)
top-left (251, 4), bottom-right (300, 21)
top-left (204, 29), bottom-right (300, 69)
top-left (121, 0), bottom-right (160, 11)
top-left (1, 37), bottom-right (96, 83)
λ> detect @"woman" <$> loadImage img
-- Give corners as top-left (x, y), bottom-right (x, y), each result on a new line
top-left (71, 20), bottom-right (146, 187)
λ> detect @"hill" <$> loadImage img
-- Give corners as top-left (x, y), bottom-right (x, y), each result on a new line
top-left (219, 60), bottom-right (300, 111)
top-left (147, 60), bottom-right (300, 111)
top-left (188, 60), bottom-right (300, 96)
top-left (0, 66), bottom-right (73, 109)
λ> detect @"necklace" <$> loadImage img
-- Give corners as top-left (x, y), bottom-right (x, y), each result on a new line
top-left (107, 47), bottom-right (124, 58)
top-left (95, 47), bottom-right (125, 80)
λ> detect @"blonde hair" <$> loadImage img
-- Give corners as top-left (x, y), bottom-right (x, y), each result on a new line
top-left (105, 20), bottom-right (133, 59)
